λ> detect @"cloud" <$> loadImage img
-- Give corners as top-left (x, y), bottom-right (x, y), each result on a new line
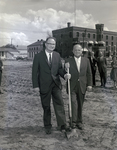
top-left (0, 1), bottom-right (6, 6)
top-left (27, 8), bottom-right (98, 31)
top-left (0, 7), bottom-right (99, 46)
top-left (0, 13), bottom-right (30, 26)
top-left (0, 31), bottom-right (30, 46)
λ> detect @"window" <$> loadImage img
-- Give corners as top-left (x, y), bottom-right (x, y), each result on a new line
top-left (102, 34), bottom-right (103, 39)
top-left (111, 36), bottom-right (113, 40)
top-left (111, 42), bottom-right (113, 46)
top-left (61, 34), bottom-right (63, 38)
top-left (82, 33), bottom-right (84, 37)
top-left (88, 33), bottom-right (90, 38)
top-left (29, 52), bottom-right (31, 57)
top-left (106, 42), bottom-right (108, 46)
top-left (69, 32), bottom-right (72, 38)
top-left (2, 51), bottom-right (4, 56)
top-left (93, 34), bottom-right (95, 39)
top-left (76, 32), bottom-right (79, 37)
top-left (106, 35), bottom-right (108, 40)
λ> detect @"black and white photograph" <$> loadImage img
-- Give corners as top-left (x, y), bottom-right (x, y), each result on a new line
top-left (0, 0), bottom-right (117, 149)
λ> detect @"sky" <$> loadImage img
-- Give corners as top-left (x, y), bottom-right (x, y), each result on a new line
top-left (0, 0), bottom-right (117, 46)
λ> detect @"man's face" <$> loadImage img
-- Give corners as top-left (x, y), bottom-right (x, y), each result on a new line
top-left (45, 38), bottom-right (56, 53)
top-left (73, 44), bottom-right (83, 58)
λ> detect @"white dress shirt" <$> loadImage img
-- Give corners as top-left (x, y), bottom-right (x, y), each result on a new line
top-left (74, 56), bottom-right (81, 72)
top-left (45, 50), bottom-right (53, 62)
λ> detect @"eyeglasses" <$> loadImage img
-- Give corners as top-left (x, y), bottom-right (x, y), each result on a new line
top-left (46, 43), bottom-right (56, 45)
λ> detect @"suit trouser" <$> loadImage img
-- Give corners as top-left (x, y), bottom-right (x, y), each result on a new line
top-left (71, 81), bottom-right (85, 124)
top-left (92, 70), bottom-right (96, 86)
top-left (0, 71), bottom-right (2, 86)
top-left (99, 70), bottom-right (107, 86)
top-left (40, 82), bottom-right (66, 129)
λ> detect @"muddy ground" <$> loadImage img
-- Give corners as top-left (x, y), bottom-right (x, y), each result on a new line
top-left (0, 59), bottom-right (117, 150)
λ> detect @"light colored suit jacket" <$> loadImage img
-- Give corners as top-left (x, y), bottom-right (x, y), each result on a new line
top-left (65, 57), bottom-right (92, 94)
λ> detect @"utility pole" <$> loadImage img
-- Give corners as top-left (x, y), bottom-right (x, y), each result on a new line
top-left (11, 38), bottom-right (13, 45)
top-left (74, 0), bottom-right (76, 26)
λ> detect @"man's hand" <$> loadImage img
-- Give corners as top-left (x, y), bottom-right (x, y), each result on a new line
top-left (64, 73), bottom-right (71, 81)
top-left (87, 86), bottom-right (92, 92)
top-left (65, 62), bottom-right (70, 73)
top-left (33, 87), bottom-right (39, 92)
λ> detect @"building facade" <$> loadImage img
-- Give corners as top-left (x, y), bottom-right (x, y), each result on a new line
top-left (27, 39), bottom-right (45, 59)
top-left (0, 47), bottom-right (19, 59)
top-left (52, 23), bottom-right (117, 58)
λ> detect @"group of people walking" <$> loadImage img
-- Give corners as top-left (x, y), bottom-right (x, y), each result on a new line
top-left (32, 36), bottom-right (117, 136)
top-left (87, 48), bottom-right (117, 89)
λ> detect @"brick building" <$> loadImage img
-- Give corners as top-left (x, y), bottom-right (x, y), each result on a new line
top-left (52, 23), bottom-right (117, 58)
top-left (27, 39), bottom-right (45, 59)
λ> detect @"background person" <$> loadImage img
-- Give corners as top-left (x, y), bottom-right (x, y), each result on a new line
top-left (88, 51), bottom-right (97, 87)
top-left (97, 51), bottom-right (107, 87)
top-left (64, 44), bottom-right (92, 130)
top-left (0, 57), bottom-right (3, 94)
top-left (32, 37), bottom-right (69, 134)
top-left (110, 56), bottom-right (117, 89)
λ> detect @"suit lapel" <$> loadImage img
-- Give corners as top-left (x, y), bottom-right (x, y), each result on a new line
top-left (72, 57), bottom-right (79, 73)
top-left (42, 50), bottom-right (51, 68)
top-left (79, 57), bottom-right (83, 73)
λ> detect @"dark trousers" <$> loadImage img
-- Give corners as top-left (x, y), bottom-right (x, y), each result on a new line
top-left (99, 70), bottom-right (107, 86)
top-left (92, 70), bottom-right (96, 86)
top-left (0, 71), bottom-right (2, 86)
top-left (40, 82), bottom-right (66, 129)
top-left (71, 81), bottom-right (85, 124)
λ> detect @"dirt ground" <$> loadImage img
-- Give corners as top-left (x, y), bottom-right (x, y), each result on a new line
top-left (0, 59), bottom-right (117, 150)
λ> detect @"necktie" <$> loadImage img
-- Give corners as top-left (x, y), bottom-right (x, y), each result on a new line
top-left (49, 53), bottom-right (52, 67)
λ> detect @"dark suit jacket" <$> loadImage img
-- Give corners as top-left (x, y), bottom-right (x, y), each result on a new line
top-left (65, 57), bottom-right (92, 94)
top-left (88, 57), bottom-right (97, 74)
top-left (0, 59), bottom-right (3, 73)
top-left (32, 50), bottom-right (65, 93)
top-left (97, 57), bottom-right (107, 74)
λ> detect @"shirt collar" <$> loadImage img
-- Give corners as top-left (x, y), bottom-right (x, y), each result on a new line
top-left (74, 56), bottom-right (81, 61)
top-left (45, 50), bottom-right (53, 57)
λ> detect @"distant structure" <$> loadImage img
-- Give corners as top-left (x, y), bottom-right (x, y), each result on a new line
top-left (0, 45), bottom-right (27, 59)
top-left (52, 23), bottom-right (117, 58)
top-left (0, 47), bottom-right (19, 59)
top-left (27, 39), bottom-right (45, 59)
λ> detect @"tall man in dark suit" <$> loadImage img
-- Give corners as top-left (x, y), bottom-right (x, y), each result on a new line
top-left (65, 44), bottom-right (92, 130)
top-left (0, 56), bottom-right (3, 94)
top-left (88, 51), bottom-right (97, 86)
top-left (97, 51), bottom-right (107, 87)
top-left (32, 37), bottom-right (68, 134)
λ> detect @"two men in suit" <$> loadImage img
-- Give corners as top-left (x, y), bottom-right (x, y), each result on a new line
top-left (32, 37), bottom-right (68, 134)
top-left (65, 44), bottom-right (92, 130)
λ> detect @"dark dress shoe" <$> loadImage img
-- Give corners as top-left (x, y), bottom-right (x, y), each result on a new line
top-left (71, 123), bottom-right (76, 129)
top-left (61, 125), bottom-right (71, 132)
top-left (0, 90), bottom-right (3, 94)
top-left (45, 128), bottom-right (51, 134)
top-left (76, 123), bottom-right (83, 130)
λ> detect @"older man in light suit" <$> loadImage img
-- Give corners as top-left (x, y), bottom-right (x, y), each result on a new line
top-left (65, 44), bottom-right (92, 130)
